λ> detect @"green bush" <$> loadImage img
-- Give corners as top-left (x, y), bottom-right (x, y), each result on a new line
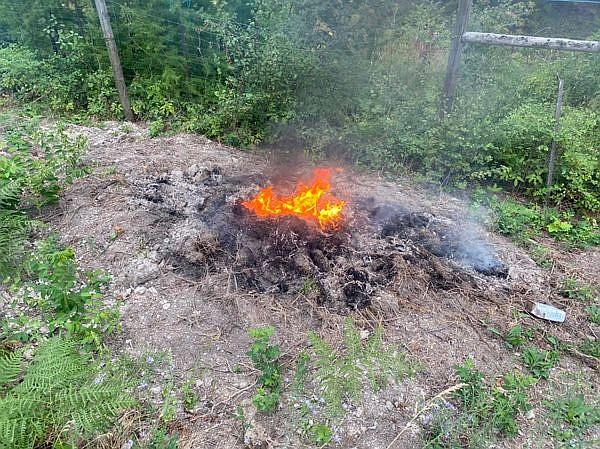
top-left (491, 104), bottom-right (600, 211)
top-left (0, 123), bottom-right (86, 274)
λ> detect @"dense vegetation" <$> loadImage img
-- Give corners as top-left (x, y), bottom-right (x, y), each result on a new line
top-left (0, 0), bottom-right (599, 217)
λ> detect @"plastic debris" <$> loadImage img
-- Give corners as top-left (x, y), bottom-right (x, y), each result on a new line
top-left (531, 302), bottom-right (566, 323)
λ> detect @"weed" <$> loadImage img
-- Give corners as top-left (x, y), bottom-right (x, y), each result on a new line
top-left (1, 237), bottom-right (119, 349)
top-left (585, 305), bottom-right (600, 325)
top-left (561, 278), bottom-right (596, 301)
top-left (247, 326), bottom-right (282, 413)
top-left (147, 427), bottom-right (179, 449)
top-left (308, 318), bottom-right (414, 417)
top-left (181, 380), bottom-right (197, 412)
top-left (292, 350), bottom-right (310, 394)
top-left (545, 394), bottom-right (600, 445)
top-left (529, 244), bottom-right (553, 269)
top-left (504, 325), bottom-right (533, 348)
top-left (578, 339), bottom-right (599, 359)
top-left (309, 423), bottom-right (333, 445)
top-left (422, 360), bottom-right (535, 448)
top-left (234, 405), bottom-right (251, 441)
top-left (159, 384), bottom-right (178, 423)
top-left (521, 347), bottom-right (559, 379)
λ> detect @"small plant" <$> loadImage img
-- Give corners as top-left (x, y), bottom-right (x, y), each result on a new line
top-left (147, 427), bottom-right (179, 449)
top-left (308, 318), bottom-right (414, 416)
top-left (585, 305), bottom-right (600, 325)
top-left (529, 244), bottom-right (553, 269)
top-left (159, 384), bottom-right (178, 423)
top-left (504, 325), bottom-right (533, 348)
top-left (310, 423), bottom-right (333, 445)
top-left (2, 237), bottom-right (118, 349)
top-left (247, 326), bottom-right (282, 413)
top-left (292, 350), bottom-right (310, 394)
top-left (422, 360), bottom-right (535, 448)
top-left (578, 339), bottom-right (600, 359)
top-left (521, 347), bottom-right (558, 379)
top-left (545, 394), bottom-right (600, 444)
top-left (181, 380), bottom-right (197, 412)
top-left (561, 278), bottom-right (596, 301)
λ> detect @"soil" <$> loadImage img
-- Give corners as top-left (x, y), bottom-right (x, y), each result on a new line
top-left (39, 121), bottom-right (599, 448)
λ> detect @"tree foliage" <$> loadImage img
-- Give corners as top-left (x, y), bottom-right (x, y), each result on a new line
top-left (0, 0), bottom-right (599, 211)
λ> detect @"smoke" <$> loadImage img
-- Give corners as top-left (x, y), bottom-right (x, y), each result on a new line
top-left (368, 200), bottom-right (507, 277)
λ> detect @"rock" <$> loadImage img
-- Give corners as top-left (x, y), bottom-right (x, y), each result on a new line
top-left (171, 170), bottom-right (184, 181)
top-left (240, 398), bottom-right (269, 448)
top-left (134, 286), bottom-right (147, 295)
top-left (526, 409), bottom-right (535, 420)
top-left (385, 400), bottom-right (394, 411)
top-left (122, 257), bottom-right (160, 286)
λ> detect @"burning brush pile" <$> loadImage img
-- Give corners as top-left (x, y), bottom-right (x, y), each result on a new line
top-left (137, 165), bottom-right (508, 311)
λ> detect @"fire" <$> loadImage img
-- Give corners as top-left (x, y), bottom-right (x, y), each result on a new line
top-left (242, 168), bottom-right (346, 230)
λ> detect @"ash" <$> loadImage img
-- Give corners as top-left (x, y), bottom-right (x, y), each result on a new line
top-left (134, 165), bottom-right (507, 312)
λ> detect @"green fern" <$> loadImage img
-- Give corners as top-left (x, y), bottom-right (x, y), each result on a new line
top-left (0, 338), bottom-right (135, 449)
top-left (0, 351), bottom-right (23, 390)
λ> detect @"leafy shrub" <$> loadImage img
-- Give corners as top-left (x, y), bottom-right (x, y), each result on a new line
top-left (0, 338), bottom-right (135, 449)
top-left (492, 104), bottom-right (600, 211)
top-left (0, 45), bottom-right (47, 99)
top-left (0, 123), bottom-right (86, 274)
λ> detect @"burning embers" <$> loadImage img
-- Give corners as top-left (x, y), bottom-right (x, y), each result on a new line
top-left (241, 168), bottom-right (346, 230)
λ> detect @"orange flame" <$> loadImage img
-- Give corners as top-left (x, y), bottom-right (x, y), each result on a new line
top-left (242, 168), bottom-right (346, 230)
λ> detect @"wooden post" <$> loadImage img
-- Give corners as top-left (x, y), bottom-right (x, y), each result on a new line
top-left (94, 0), bottom-right (134, 122)
top-left (439, 0), bottom-right (472, 118)
top-left (462, 32), bottom-right (600, 52)
top-left (546, 77), bottom-right (564, 193)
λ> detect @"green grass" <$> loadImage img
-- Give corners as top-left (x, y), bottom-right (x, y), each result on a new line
top-left (545, 394), bottom-right (600, 446)
top-left (421, 360), bottom-right (535, 449)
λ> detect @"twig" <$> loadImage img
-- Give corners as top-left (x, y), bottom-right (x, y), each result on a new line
top-left (386, 383), bottom-right (467, 449)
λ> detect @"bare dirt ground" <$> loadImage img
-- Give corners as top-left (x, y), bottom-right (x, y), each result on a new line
top-left (42, 122), bottom-right (598, 448)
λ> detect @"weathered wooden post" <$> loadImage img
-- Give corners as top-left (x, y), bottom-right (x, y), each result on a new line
top-left (546, 77), bottom-right (564, 194)
top-left (94, 0), bottom-right (135, 122)
top-left (439, 0), bottom-right (472, 118)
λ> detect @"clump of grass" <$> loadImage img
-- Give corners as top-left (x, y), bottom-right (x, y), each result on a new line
top-left (545, 394), bottom-right (600, 445)
top-left (585, 305), bottom-right (600, 325)
top-left (561, 278), bottom-right (596, 301)
top-left (578, 340), bottom-right (600, 359)
top-left (421, 360), bottom-right (535, 449)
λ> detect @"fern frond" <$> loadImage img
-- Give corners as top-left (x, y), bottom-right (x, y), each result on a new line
top-left (0, 351), bottom-right (23, 389)
top-left (0, 179), bottom-right (22, 208)
top-left (0, 338), bottom-right (136, 449)
top-left (57, 384), bottom-right (135, 437)
top-left (0, 416), bottom-right (42, 449)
